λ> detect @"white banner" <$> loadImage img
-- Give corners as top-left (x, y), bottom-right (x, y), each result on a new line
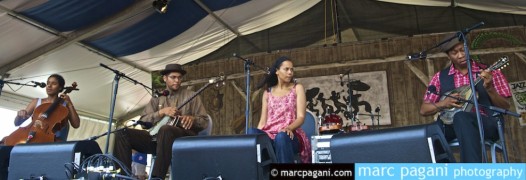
top-left (509, 80), bottom-right (526, 126)
top-left (297, 71), bottom-right (391, 127)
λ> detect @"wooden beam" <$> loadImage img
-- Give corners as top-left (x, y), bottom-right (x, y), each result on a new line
top-left (514, 52), bottom-right (526, 65)
top-left (183, 46), bottom-right (526, 86)
top-left (426, 58), bottom-right (435, 81)
top-left (230, 81), bottom-right (246, 100)
top-left (404, 61), bottom-right (429, 85)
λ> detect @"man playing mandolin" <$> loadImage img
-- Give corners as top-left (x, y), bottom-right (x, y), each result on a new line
top-left (113, 64), bottom-right (209, 179)
top-left (419, 35), bottom-right (511, 162)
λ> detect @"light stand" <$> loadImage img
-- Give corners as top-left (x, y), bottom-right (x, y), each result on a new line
top-left (99, 63), bottom-right (154, 154)
top-left (233, 53), bottom-right (268, 134)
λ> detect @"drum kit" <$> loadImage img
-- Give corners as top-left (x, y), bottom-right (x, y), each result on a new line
top-left (318, 112), bottom-right (380, 135)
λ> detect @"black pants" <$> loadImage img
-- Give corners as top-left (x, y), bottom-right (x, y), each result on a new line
top-left (437, 111), bottom-right (499, 162)
top-left (113, 125), bottom-right (196, 178)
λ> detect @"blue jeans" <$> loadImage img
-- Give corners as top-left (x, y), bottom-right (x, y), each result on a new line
top-left (247, 128), bottom-right (300, 163)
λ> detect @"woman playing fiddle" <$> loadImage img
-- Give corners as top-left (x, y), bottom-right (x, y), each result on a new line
top-left (13, 74), bottom-right (80, 142)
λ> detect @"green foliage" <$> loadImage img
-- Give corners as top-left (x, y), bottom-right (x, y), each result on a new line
top-left (471, 32), bottom-right (525, 61)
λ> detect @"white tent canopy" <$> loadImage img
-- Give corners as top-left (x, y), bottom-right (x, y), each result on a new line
top-left (0, 0), bottom-right (524, 124)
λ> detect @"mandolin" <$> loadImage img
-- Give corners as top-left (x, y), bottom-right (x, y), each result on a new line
top-left (3, 82), bottom-right (78, 145)
top-left (438, 57), bottom-right (509, 124)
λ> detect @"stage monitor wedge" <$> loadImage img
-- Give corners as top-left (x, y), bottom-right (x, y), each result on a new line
top-left (330, 123), bottom-right (454, 163)
top-left (0, 146), bottom-right (13, 180)
top-left (8, 140), bottom-right (102, 180)
top-left (171, 134), bottom-right (276, 180)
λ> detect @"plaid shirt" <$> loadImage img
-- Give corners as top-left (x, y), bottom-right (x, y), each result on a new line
top-left (423, 61), bottom-right (511, 112)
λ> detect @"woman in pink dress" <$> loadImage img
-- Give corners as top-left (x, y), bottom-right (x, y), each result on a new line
top-left (248, 56), bottom-right (311, 163)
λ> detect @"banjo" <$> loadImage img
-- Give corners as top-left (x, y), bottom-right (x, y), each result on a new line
top-left (148, 75), bottom-right (225, 136)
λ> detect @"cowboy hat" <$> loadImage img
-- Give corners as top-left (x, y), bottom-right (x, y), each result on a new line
top-left (440, 34), bottom-right (463, 53)
top-left (160, 64), bottom-right (186, 75)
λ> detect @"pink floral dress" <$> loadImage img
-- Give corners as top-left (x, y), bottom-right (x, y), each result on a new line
top-left (261, 85), bottom-right (311, 163)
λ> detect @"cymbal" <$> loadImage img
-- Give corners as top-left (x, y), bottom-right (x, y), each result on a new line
top-left (356, 114), bottom-right (381, 116)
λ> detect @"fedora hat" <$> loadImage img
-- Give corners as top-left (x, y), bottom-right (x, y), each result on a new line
top-left (440, 34), bottom-right (463, 53)
top-left (160, 64), bottom-right (186, 75)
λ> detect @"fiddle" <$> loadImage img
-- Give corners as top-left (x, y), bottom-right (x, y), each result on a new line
top-left (3, 82), bottom-right (78, 146)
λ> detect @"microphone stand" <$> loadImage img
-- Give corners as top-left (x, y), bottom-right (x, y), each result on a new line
top-left (457, 21), bottom-right (487, 162)
top-left (0, 80), bottom-right (43, 96)
top-left (99, 63), bottom-right (154, 154)
top-left (342, 69), bottom-right (355, 129)
top-left (86, 122), bottom-right (142, 141)
top-left (426, 21), bottom-right (487, 162)
top-left (375, 106), bottom-right (381, 130)
top-left (233, 54), bottom-right (268, 134)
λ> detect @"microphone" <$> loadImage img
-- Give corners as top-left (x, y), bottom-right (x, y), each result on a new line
top-left (461, 21), bottom-right (485, 35)
top-left (233, 53), bottom-right (249, 61)
top-left (427, 85), bottom-right (438, 95)
top-left (407, 51), bottom-right (427, 60)
top-left (155, 89), bottom-right (170, 97)
top-left (133, 120), bottom-right (153, 129)
top-left (31, 81), bottom-right (46, 88)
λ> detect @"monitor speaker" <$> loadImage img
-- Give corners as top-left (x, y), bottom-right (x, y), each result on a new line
top-left (330, 123), bottom-right (454, 163)
top-left (171, 134), bottom-right (276, 180)
top-left (8, 140), bottom-right (102, 180)
top-left (0, 146), bottom-right (13, 180)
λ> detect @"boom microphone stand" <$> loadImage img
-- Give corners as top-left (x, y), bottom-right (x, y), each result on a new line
top-left (0, 80), bottom-right (44, 96)
top-left (233, 53), bottom-right (268, 134)
top-left (456, 22), bottom-right (488, 162)
top-left (411, 21), bottom-right (488, 162)
top-left (86, 120), bottom-right (150, 141)
top-left (99, 63), bottom-right (154, 154)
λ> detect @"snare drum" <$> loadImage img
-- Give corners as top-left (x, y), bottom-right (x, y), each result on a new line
top-left (319, 114), bottom-right (343, 134)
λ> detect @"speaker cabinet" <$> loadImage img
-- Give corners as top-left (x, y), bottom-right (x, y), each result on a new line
top-left (8, 140), bottom-right (102, 180)
top-left (0, 146), bottom-right (13, 180)
top-left (330, 123), bottom-right (454, 163)
top-left (171, 134), bottom-right (276, 180)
